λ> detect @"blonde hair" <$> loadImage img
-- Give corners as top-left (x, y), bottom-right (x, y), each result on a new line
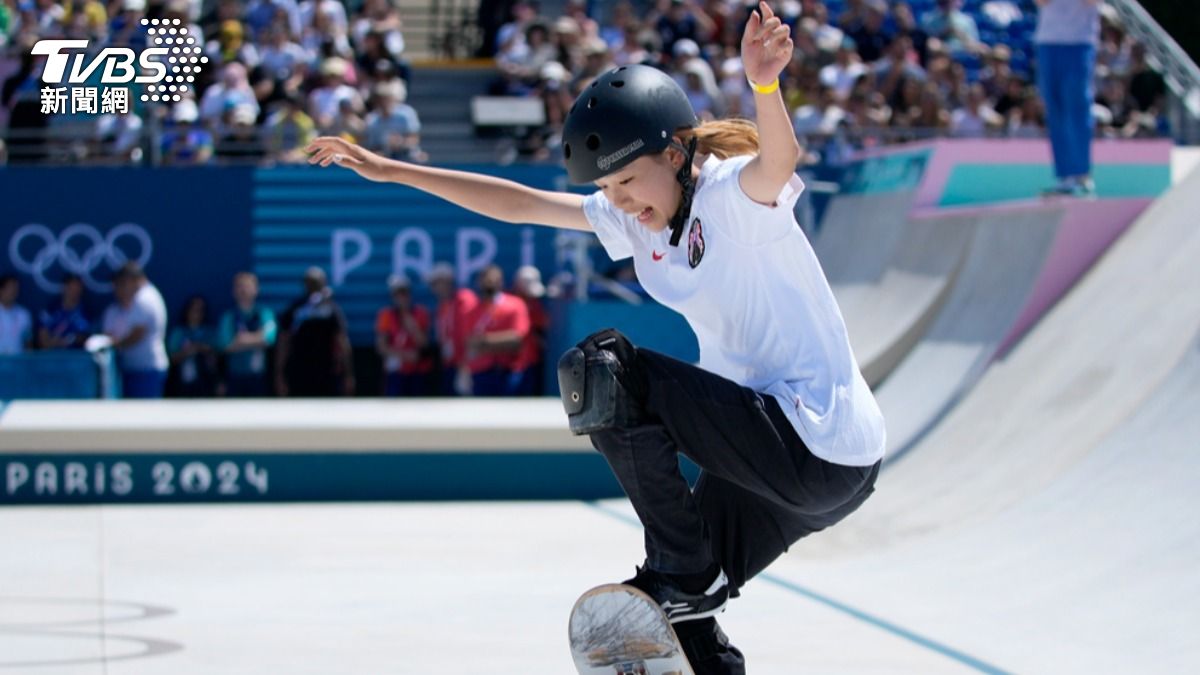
top-left (677, 118), bottom-right (760, 159)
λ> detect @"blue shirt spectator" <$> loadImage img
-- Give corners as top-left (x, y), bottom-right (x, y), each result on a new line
top-left (38, 275), bottom-right (91, 349)
top-left (0, 274), bottom-right (32, 355)
top-left (922, 0), bottom-right (981, 57)
top-left (167, 296), bottom-right (220, 398)
top-left (218, 272), bottom-right (278, 397)
top-left (365, 80), bottom-right (425, 161)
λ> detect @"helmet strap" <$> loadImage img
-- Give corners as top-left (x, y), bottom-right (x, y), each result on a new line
top-left (668, 135), bottom-right (698, 247)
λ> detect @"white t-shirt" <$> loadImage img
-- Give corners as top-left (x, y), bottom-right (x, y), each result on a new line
top-left (102, 283), bottom-right (169, 372)
top-left (0, 303), bottom-right (33, 355)
top-left (582, 155), bottom-right (886, 467)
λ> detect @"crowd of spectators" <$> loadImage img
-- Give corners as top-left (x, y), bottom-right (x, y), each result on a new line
top-left (0, 0), bottom-right (425, 165)
top-left (0, 261), bottom-right (550, 398)
top-left (486, 0), bottom-right (1169, 163)
top-left (0, 1), bottom-right (1174, 165)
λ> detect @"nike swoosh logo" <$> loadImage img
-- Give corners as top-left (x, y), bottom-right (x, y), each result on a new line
top-left (652, 251), bottom-right (665, 261)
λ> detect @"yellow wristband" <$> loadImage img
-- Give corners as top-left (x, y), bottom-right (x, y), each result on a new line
top-left (747, 77), bottom-right (780, 95)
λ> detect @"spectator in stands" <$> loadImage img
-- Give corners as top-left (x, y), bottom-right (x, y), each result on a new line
top-left (890, 2), bottom-right (929, 64)
top-left (167, 295), bottom-right (219, 397)
top-left (917, 81), bottom-right (954, 133)
top-left (462, 265), bottom-right (529, 396)
top-left (569, 38), bottom-right (613, 95)
top-left (37, 274), bottom-right (91, 349)
top-left (0, 273), bottom-right (32, 355)
top-left (215, 103), bottom-right (266, 163)
top-left (96, 109), bottom-right (144, 162)
top-left (364, 79), bottom-right (426, 162)
top-left (951, 82), bottom-right (1003, 137)
top-left (352, 0), bottom-right (407, 72)
top-left (102, 263), bottom-right (168, 398)
top-left (375, 274), bottom-right (433, 396)
top-left (301, 1), bottom-right (353, 59)
top-left (921, 0), bottom-right (982, 58)
top-left (493, 0), bottom-right (538, 59)
top-left (563, 0), bottom-right (600, 42)
top-left (308, 57), bottom-right (364, 130)
top-left (1034, 0), bottom-right (1100, 196)
top-left (655, 0), bottom-right (715, 58)
top-left (257, 22), bottom-right (311, 82)
top-left (495, 21), bottom-right (557, 95)
top-left (1126, 44), bottom-right (1167, 134)
top-left (300, 0), bottom-right (349, 37)
top-left (509, 265), bottom-right (548, 396)
top-left (356, 28), bottom-right (410, 84)
top-left (201, 62), bottom-right (261, 126)
top-left (161, 99), bottom-right (214, 165)
top-left (717, 50), bottom-right (755, 118)
top-left (820, 38), bottom-right (867, 102)
top-left (670, 39), bottom-right (724, 118)
top-left (873, 34), bottom-right (926, 110)
top-left (264, 92), bottom-right (316, 163)
top-left (1009, 88), bottom-right (1046, 138)
top-left (108, 0), bottom-right (147, 50)
top-left (847, 0), bottom-right (891, 64)
top-left (218, 272), bottom-right (277, 397)
top-left (204, 18), bottom-right (260, 69)
top-left (793, 83), bottom-right (846, 140)
top-left (275, 266), bottom-right (354, 397)
top-left (599, 0), bottom-right (636, 50)
top-left (427, 262), bottom-right (477, 396)
top-left (325, 97), bottom-right (367, 140)
top-left (244, 0), bottom-right (302, 41)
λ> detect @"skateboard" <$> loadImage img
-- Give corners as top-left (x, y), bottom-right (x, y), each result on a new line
top-left (568, 583), bottom-right (695, 675)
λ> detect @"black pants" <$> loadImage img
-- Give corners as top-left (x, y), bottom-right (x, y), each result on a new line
top-left (589, 344), bottom-right (880, 674)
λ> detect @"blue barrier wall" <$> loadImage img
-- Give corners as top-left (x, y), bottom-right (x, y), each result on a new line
top-left (1, 166), bottom-right (570, 344)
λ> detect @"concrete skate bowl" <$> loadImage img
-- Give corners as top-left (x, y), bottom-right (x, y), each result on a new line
top-left (811, 147), bottom-right (947, 387)
top-left (871, 197), bottom-right (1150, 459)
top-left (775, 167), bottom-right (1200, 674)
top-left (815, 192), bottom-right (970, 389)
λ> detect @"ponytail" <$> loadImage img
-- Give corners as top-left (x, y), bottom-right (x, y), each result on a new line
top-left (678, 118), bottom-right (760, 159)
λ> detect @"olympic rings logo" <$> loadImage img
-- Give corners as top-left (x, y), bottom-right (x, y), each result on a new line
top-left (7, 223), bottom-right (153, 293)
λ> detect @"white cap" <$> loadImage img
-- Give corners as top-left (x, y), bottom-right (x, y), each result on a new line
top-left (173, 98), bottom-right (199, 123)
top-left (514, 265), bottom-right (545, 298)
top-left (387, 274), bottom-right (411, 291)
top-left (426, 262), bottom-right (455, 283)
top-left (673, 39), bottom-right (700, 59)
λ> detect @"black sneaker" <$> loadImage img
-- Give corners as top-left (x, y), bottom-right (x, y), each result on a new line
top-left (624, 564), bottom-right (730, 624)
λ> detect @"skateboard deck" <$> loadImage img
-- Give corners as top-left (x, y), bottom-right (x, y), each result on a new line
top-left (568, 583), bottom-right (695, 675)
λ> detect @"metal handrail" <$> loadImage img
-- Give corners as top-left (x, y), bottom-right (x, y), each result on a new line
top-left (1105, 0), bottom-right (1200, 118)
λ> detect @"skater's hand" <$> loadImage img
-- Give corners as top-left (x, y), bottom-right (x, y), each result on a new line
top-left (741, 1), bottom-right (792, 89)
top-left (305, 137), bottom-right (391, 182)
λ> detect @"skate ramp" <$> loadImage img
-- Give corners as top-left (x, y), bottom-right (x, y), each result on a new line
top-left (872, 197), bottom-right (1150, 458)
top-left (773, 166), bottom-right (1200, 673)
top-left (817, 197), bottom-right (972, 387)
top-left (870, 205), bottom-right (1060, 457)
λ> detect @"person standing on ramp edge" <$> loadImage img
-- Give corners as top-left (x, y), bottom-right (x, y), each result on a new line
top-left (305, 4), bottom-right (885, 671)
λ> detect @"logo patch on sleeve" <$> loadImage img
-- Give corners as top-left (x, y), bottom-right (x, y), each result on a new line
top-left (687, 218), bottom-right (705, 268)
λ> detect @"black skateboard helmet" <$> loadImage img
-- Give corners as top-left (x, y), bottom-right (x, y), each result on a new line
top-left (562, 64), bottom-right (699, 185)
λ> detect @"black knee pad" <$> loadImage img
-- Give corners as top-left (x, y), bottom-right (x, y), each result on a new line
top-left (557, 328), bottom-right (646, 435)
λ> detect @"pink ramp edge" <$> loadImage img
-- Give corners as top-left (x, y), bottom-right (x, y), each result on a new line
top-left (995, 197), bottom-right (1152, 357)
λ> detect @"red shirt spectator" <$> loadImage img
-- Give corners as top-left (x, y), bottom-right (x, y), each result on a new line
top-left (436, 287), bottom-right (478, 368)
top-left (463, 290), bottom-right (530, 374)
top-left (375, 302), bottom-right (433, 375)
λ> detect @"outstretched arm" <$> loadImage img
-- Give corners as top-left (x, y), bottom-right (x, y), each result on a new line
top-left (305, 137), bottom-right (591, 231)
top-left (739, 1), bottom-right (802, 205)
